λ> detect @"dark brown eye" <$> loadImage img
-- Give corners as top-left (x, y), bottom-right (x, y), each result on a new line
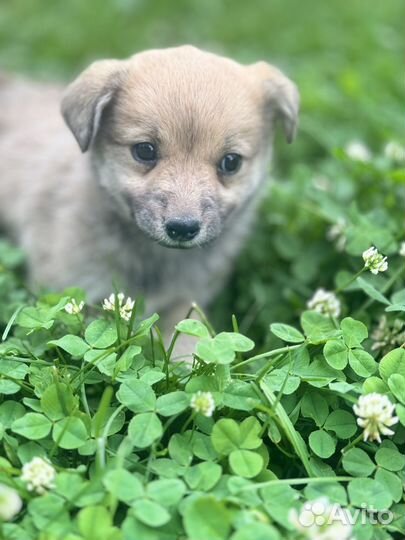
top-left (218, 153), bottom-right (242, 175)
top-left (131, 142), bottom-right (157, 164)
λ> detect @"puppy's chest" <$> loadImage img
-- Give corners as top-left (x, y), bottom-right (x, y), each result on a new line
top-left (109, 221), bottom-right (237, 309)
top-left (121, 240), bottom-right (208, 301)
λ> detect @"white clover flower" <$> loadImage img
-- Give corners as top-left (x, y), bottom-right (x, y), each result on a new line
top-left (102, 292), bottom-right (135, 322)
top-left (312, 175), bottom-right (331, 192)
top-left (0, 484), bottom-right (22, 521)
top-left (345, 140), bottom-right (371, 162)
top-left (353, 393), bottom-right (399, 443)
top-left (190, 391), bottom-right (215, 417)
top-left (64, 298), bottom-right (85, 315)
top-left (21, 457), bottom-right (56, 495)
top-left (307, 289), bottom-right (341, 318)
top-left (327, 219), bottom-right (346, 252)
top-left (289, 498), bottom-right (354, 540)
top-left (371, 315), bottom-right (405, 354)
top-left (399, 242), bottom-right (405, 257)
top-left (384, 141), bottom-right (405, 163)
top-left (362, 246), bottom-right (388, 274)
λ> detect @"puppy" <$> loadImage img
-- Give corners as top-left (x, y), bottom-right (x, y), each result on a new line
top-left (0, 46), bottom-right (298, 330)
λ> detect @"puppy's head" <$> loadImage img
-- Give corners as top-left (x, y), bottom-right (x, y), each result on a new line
top-left (62, 46), bottom-right (299, 248)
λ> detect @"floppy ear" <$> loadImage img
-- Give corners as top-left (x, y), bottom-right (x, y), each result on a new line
top-left (251, 61), bottom-right (299, 143)
top-left (61, 59), bottom-right (126, 152)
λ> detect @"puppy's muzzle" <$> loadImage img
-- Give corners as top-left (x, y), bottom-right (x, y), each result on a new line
top-left (165, 217), bottom-right (201, 242)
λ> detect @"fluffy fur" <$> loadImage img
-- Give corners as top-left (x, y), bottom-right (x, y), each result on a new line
top-left (0, 46), bottom-right (299, 327)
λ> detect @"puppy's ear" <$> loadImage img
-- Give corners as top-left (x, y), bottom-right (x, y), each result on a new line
top-left (61, 59), bottom-right (126, 152)
top-left (251, 61), bottom-right (299, 143)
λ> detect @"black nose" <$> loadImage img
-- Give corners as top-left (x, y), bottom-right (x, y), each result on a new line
top-left (165, 217), bottom-right (201, 241)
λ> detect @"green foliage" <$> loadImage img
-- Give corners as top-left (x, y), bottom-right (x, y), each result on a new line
top-left (0, 0), bottom-right (404, 538)
top-left (0, 272), bottom-right (403, 538)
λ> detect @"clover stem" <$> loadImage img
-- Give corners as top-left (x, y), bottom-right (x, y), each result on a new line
top-left (338, 433), bottom-right (364, 466)
top-left (342, 433), bottom-right (364, 453)
top-left (231, 344), bottom-right (301, 371)
top-left (335, 268), bottom-right (365, 293)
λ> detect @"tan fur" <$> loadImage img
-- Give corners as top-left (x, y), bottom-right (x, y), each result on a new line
top-left (0, 46), bottom-right (298, 325)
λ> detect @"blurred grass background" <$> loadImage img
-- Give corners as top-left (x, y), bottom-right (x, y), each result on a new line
top-left (0, 0), bottom-right (403, 343)
top-left (0, 0), bottom-right (403, 155)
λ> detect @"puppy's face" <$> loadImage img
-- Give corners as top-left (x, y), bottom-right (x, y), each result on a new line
top-left (62, 46), bottom-right (299, 248)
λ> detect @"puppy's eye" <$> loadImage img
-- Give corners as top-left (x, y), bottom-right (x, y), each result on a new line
top-left (131, 142), bottom-right (157, 164)
top-left (218, 153), bottom-right (242, 175)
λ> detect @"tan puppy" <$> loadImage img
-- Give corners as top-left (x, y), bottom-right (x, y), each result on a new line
top-left (0, 46), bottom-right (298, 328)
